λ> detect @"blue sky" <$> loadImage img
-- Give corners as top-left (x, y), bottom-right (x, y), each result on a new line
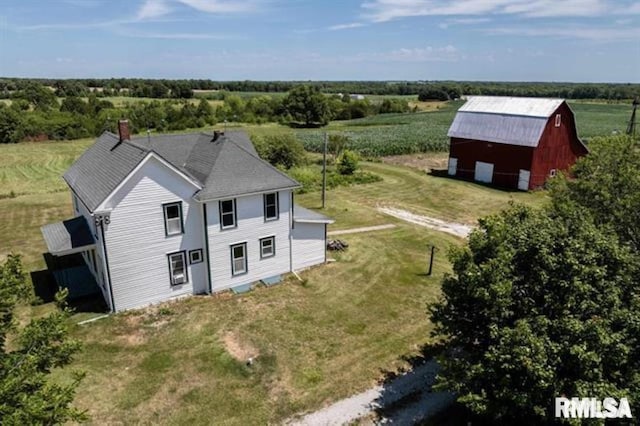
top-left (0, 0), bottom-right (638, 82)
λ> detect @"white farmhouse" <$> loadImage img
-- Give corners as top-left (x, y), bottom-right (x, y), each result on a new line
top-left (41, 121), bottom-right (333, 312)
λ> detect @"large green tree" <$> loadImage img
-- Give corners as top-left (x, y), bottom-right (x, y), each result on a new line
top-left (0, 254), bottom-right (86, 424)
top-left (430, 204), bottom-right (640, 421)
top-left (551, 135), bottom-right (640, 252)
top-left (283, 85), bottom-right (331, 127)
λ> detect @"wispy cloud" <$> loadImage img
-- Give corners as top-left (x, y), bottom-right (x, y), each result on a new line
top-left (361, 0), bottom-right (640, 22)
top-left (354, 44), bottom-right (461, 62)
top-left (175, 0), bottom-right (260, 14)
top-left (486, 24), bottom-right (640, 41)
top-left (327, 22), bottom-right (366, 31)
top-left (137, 0), bottom-right (172, 20)
top-left (115, 28), bottom-right (241, 39)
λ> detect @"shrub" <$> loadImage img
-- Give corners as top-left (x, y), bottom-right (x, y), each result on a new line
top-left (253, 133), bottom-right (306, 169)
top-left (338, 149), bottom-right (359, 175)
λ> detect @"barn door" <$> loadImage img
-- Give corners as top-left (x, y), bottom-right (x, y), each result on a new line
top-left (474, 161), bottom-right (494, 184)
top-left (518, 169), bottom-right (530, 191)
top-left (448, 158), bottom-right (457, 176)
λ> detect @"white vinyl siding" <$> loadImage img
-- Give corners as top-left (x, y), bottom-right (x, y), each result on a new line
top-left (163, 202), bottom-right (183, 236)
top-left (206, 190), bottom-right (292, 292)
top-left (292, 223), bottom-right (326, 270)
top-left (231, 243), bottom-right (247, 275)
top-left (168, 251), bottom-right (188, 285)
top-left (264, 193), bottom-right (279, 221)
top-left (104, 156), bottom-right (207, 311)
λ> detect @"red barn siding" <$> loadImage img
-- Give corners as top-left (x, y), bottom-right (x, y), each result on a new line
top-left (529, 103), bottom-right (588, 188)
top-left (448, 101), bottom-right (587, 190)
top-left (450, 138), bottom-right (533, 188)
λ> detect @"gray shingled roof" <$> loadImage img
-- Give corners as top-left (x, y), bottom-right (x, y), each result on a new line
top-left (293, 205), bottom-right (334, 224)
top-left (65, 130), bottom-right (299, 211)
top-left (41, 216), bottom-right (95, 255)
top-left (63, 132), bottom-right (148, 212)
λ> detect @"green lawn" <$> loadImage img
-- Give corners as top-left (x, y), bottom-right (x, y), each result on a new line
top-left (0, 134), bottom-right (547, 424)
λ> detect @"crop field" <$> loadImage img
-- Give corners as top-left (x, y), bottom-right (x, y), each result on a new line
top-left (297, 100), bottom-right (635, 157)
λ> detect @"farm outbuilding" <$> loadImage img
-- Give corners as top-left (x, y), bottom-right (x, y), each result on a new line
top-left (447, 96), bottom-right (588, 190)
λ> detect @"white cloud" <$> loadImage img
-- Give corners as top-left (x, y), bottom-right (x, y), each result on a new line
top-left (175, 0), bottom-right (259, 14)
top-left (137, 0), bottom-right (172, 20)
top-left (356, 44), bottom-right (461, 62)
top-left (361, 0), bottom-right (640, 22)
top-left (328, 22), bottom-right (366, 31)
top-left (116, 29), bottom-right (240, 39)
top-left (487, 25), bottom-right (640, 41)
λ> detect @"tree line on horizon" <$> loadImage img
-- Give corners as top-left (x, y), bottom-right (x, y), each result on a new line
top-left (0, 78), bottom-right (638, 101)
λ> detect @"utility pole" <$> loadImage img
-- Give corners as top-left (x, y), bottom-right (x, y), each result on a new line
top-left (322, 132), bottom-right (328, 209)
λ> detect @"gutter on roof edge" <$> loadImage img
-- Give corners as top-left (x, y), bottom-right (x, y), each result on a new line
top-left (192, 184), bottom-right (302, 203)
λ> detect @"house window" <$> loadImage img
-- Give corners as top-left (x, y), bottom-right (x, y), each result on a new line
top-left (555, 114), bottom-right (561, 127)
top-left (189, 249), bottom-right (203, 264)
top-left (163, 202), bottom-right (184, 236)
top-left (168, 251), bottom-right (188, 286)
top-left (230, 243), bottom-right (247, 276)
top-left (260, 236), bottom-right (276, 259)
top-left (264, 193), bottom-right (279, 221)
top-left (219, 199), bottom-right (237, 229)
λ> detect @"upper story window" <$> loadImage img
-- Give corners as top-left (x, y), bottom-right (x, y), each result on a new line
top-left (264, 192), bottom-right (279, 221)
top-left (555, 114), bottom-right (561, 127)
top-left (168, 251), bottom-right (188, 286)
top-left (219, 199), bottom-right (237, 229)
top-left (163, 202), bottom-right (184, 236)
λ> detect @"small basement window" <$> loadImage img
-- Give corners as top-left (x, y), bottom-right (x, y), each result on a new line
top-left (189, 249), bottom-right (203, 264)
top-left (219, 199), bottom-right (237, 229)
top-left (555, 114), bottom-right (561, 127)
top-left (260, 236), bottom-right (276, 259)
top-left (168, 251), bottom-right (188, 286)
top-left (264, 192), bottom-right (279, 221)
top-left (231, 243), bottom-right (247, 276)
top-left (163, 202), bottom-right (184, 236)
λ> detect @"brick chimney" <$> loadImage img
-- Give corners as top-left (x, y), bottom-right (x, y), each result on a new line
top-left (118, 119), bottom-right (130, 142)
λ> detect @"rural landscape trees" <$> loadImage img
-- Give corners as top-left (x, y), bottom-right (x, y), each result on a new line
top-left (0, 255), bottom-right (85, 424)
top-left (430, 136), bottom-right (640, 421)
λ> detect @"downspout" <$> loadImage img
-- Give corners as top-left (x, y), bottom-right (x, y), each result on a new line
top-left (202, 203), bottom-right (213, 294)
top-left (289, 192), bottom-right (294, 272)
top-left (97, 216), bottom-right (116, 313)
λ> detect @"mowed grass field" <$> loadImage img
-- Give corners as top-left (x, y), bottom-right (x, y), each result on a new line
top-left (0, 136), bottom-right (547, 423)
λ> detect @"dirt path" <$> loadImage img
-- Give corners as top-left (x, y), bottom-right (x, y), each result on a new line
top-left (376, 207), bottom-right (473, 238)
top-left (287, 360), bottom-right (454, 425)
top-left (327, 224), bottom-right (396, 236)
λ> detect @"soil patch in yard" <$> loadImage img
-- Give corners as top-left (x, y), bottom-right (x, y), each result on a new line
top-left (377, 206), bottom-right (473, 238)
top-left (382, 153), bottom-right (449, 173)
top-left (222, 332), bottom-right (259, 362)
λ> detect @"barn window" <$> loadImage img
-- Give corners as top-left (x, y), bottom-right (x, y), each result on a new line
top-left (260, 236), bottom-right (276, 259)
top-left (219, 199), bottom-right (237, 230)
top-left (264, 193), bottom-right (279, 221)
top-left (550, 169), bottom-right (557, 177)
top-left (555, 114), bottom-right (561, 127)
top-left (230, 243), bottom-right (247, 276)
top-left (163, 202), bottom-right (184, 236)
top-left (168, 251), bottom-right (188, 286)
